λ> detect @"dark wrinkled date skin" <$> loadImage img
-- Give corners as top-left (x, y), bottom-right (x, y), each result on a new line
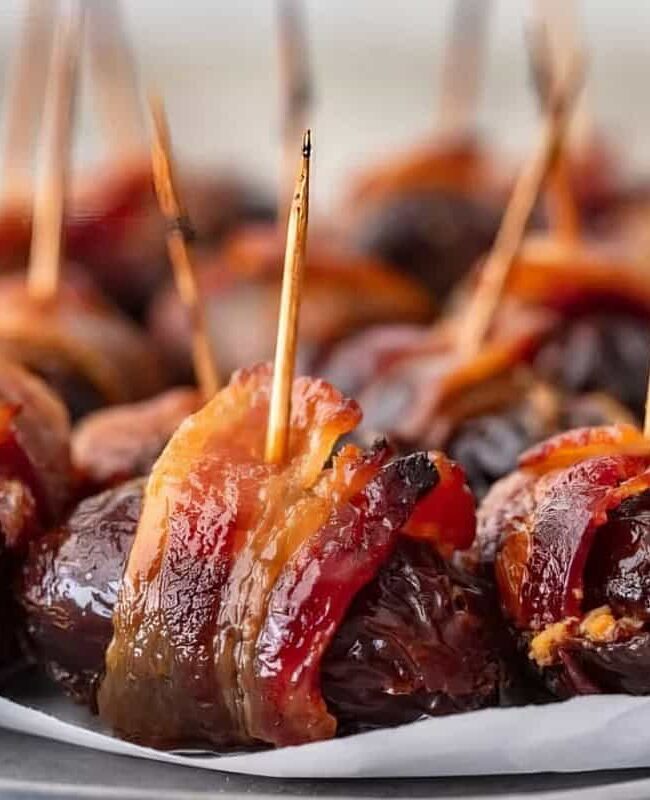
top-left (585, 490), bottom-right (650, 620)
top-left (351, 191), bottom-right (500, 301)
top-left (19, 479), bottom-right (144, 706)
top-left (0, 543), bottom-right (25, 681)
top-left (322, 539), bottom-right (506, 733)
top-left (445, 394), bottom-right (619, 502)
top-left (447, 408), bottom-right (546, 502)
top-left (19, 467), bottom-right (505, 734)
top-left (533, 632), bottom-right (650, 699)
top-left (521, 489), bottom-right (650, 697)
top-left (534, 313), bottom-right (650, 421)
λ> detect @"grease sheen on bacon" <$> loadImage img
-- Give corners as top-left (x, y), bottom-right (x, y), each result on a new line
top-left (98, 363), bottom-right (471, 749)
top-left (478, 424), bottom-right (650, 630)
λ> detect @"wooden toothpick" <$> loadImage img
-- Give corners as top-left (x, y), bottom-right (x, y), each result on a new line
top-left (528, 21), bottom-right (581, 243)
top-left (26, 2), bottom-right (83, 303)
top-left (265, 129), bottom-right (311, 465)
top-left (456, 56), bottom-right (583, 361)
top-left (436, 0), bottom-right (492, 141)
top-left (277, 0), bottom-right (311, 226)
top-left (149, 96), bottom-right (220, 401)
top-left (534, 0), bottom-right (594, 152)
top-left (0, 0), bottom-right (57, 204)
top-left (86, 0), bottom-right (145, 160)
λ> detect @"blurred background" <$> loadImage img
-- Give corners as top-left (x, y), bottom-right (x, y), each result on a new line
top-left (0, 1), bottom-right (649, 211)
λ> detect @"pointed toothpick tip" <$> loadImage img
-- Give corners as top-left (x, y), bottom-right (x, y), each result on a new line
top-left (265, 130), bottom-right (312, 465)
top-left (302, 128), bottom-right (312, 158)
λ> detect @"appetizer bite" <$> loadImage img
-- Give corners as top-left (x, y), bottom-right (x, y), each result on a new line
top-left (342, 0), bottom-right (506, 303)
top-left (322, 39), bottom-right (650, 500)
top-left (0, 6), bottom-right (164, 420)
top-left (477, 422), bottom-right (650, 698)
top-left (323, 50), bottom-right (634, 500)
top-left (20, 133), bottom-right (509, 749)
top-left (0, 359), bottom-right (71, 679)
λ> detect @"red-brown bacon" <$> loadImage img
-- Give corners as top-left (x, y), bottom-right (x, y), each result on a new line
top-left (478, 424), bottom-right (650, 632)
top-left (98, 363), bottom-right (474, 749)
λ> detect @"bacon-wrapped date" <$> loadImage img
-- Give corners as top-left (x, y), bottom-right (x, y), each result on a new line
top-left (0, 358), bottom-right (72, 535)
top-left (477, 423), bottom-right (650, 697)
top-left (505, 241), bottom-right (650, 419)
top-left (0, 274), bottom-right (165, 420)
top-left (0, 359), bottom-right (72, 676)
top-left (324, 244), bottom-right (650, 430)
top-left (321, 306), bottom-right (632, 499)
top-left (68, 363), bottom-right (505, 750)
top-left (0, 157), bottom-right (273, 319)
top-left (344, 139), bottom-right (507, 302)
top-left (148, 225), bottom-right (432, 383)
top-left (317, 244), bottom-right (650, 498)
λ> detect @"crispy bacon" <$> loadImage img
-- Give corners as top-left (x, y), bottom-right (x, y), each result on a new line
top-left (98, 364), bottom-right (473, 749)
top-left (478, 425), bottom-right (650, 631)
top-left (350, 305), bottom-right (558, 444)
top-left (321, 237), bottom-right (650, 453)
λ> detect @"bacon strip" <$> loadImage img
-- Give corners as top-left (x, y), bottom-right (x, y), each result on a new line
top-left (98, 364), bottom-right (469, 749)
top-left (505, 236), bottom-right (650, 317)
top-left (479, 424), bottom-right (650, 630)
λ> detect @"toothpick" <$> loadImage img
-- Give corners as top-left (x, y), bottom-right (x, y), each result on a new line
top-left (534, 0), bottom-right (594, 152)
top-left (456, 59), bottom-right (583, 361)
top-left (277, 0), bottom-right (311, 226)
top-left (644, 373), bottom-right (650, 438)
top-left (528, 17), bottom-right (581, 243)
top-left (26, 2), bottom-right (83, 303)
top-left (0, 0), bottom-right (58, 203)
top-left (86, 0), bottom-right (145, 160)
top-left (436, 0), bottom-right (492, 141)
top-left (265, 130), bottom-right (311, 465)
top-left (149, 96), bottom-right (220, 401)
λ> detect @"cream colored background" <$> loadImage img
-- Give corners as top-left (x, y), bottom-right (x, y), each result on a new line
top-left (0, 1), bottom-right (649, 211)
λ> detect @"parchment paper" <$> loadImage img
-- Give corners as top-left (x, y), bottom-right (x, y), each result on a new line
top-left (0, 685), bottom-right (649, 779)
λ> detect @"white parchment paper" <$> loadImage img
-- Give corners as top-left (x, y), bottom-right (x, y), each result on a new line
top-left (0, 689), bottom-right (649, 778)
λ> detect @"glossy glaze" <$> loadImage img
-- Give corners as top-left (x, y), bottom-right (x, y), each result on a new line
top-left (19, 479), bottom-right (144, 705)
